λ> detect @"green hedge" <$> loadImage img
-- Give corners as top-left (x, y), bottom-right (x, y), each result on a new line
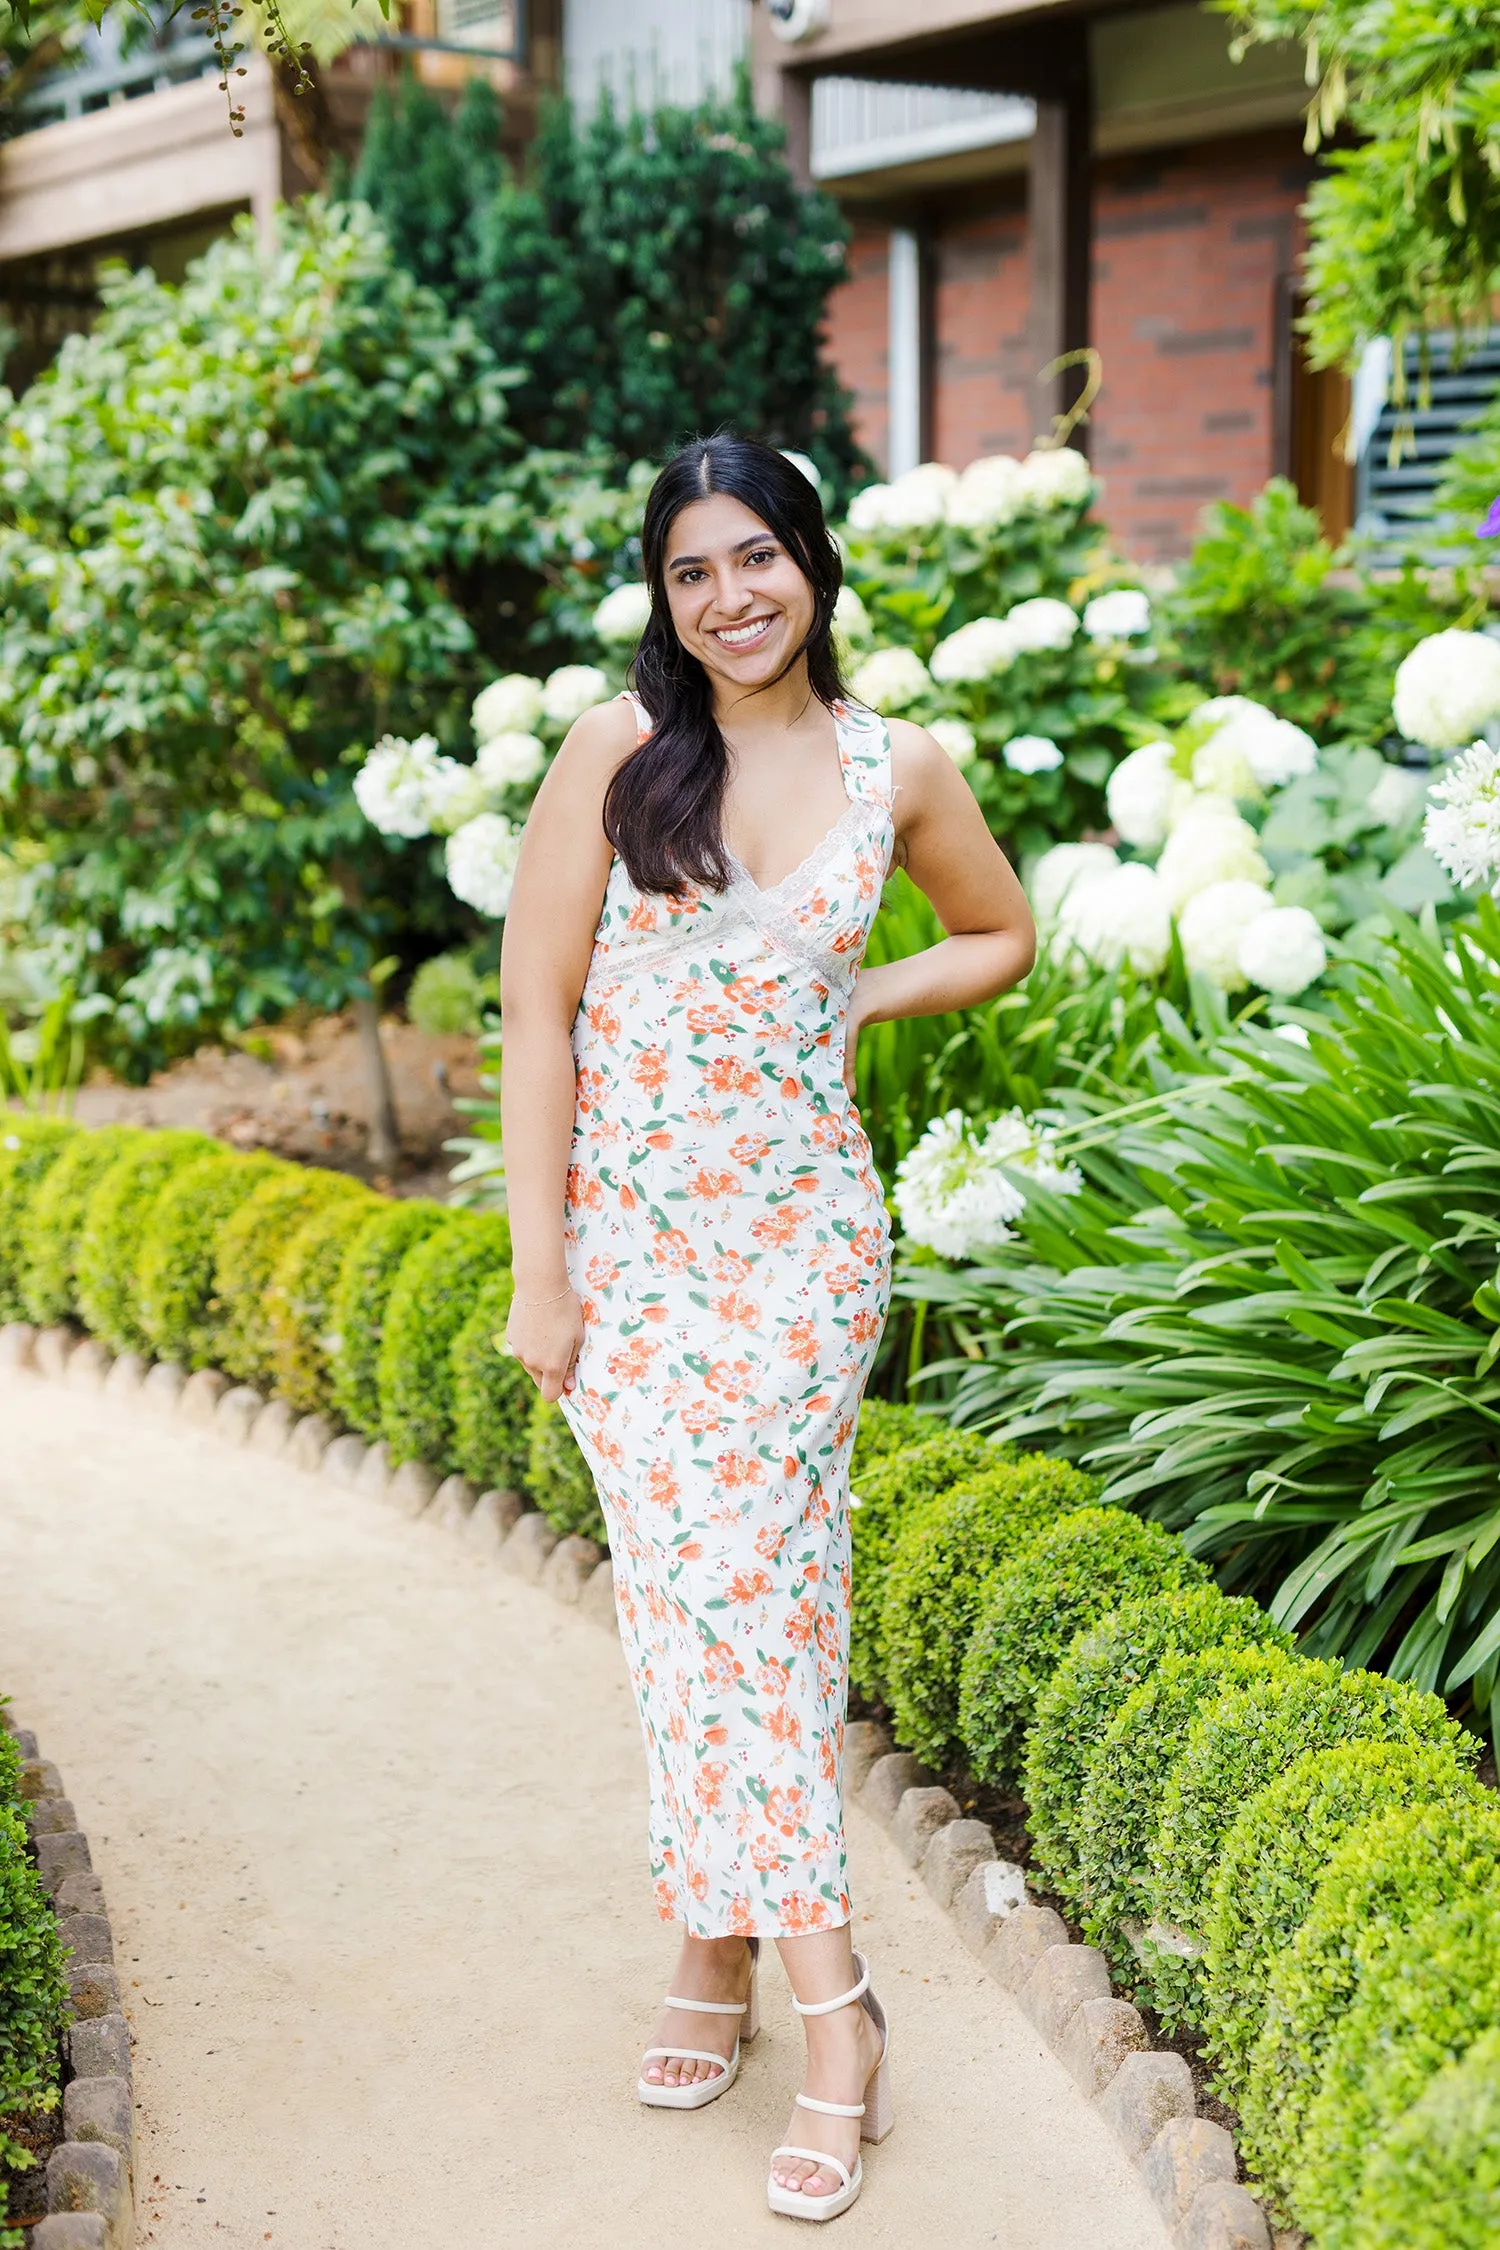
top-left (526, 1395), bottom-right (606, 1541)
top-left (849, 1429), bottom-right (999, 1696)
top-left (0, 1719), bottom-right (68, 2214)
top-left (1025, 1588), bottom-right (1294, 1905)
top-left (451, 1269), bottom-right (535, 1495)
top-left (880, 1456), bottom-right (1101, 1768)
top-left (1199, 1742), bottom-right (1485, 2095)
top-left (958, 1508), bottom-right (1210, 1790)
top-left (1142, 1664), bottom-right (1470, 2025)
top-left (136, 1150), bottom-right (280, 1369)
top-left (75, 1128), bottom-right (217, 1354)
top-left (850, 1398), bottom-right (943, 1480)
top-left (0, 1117), bottom-right (77, 1323)
top-left (214, 1166), bottom-right (366, 1387)
top-left (17, 1122), bottom-right (143, 1328)
top-left (1292, 1890), bottom-right (1500, 2250)
top-left (266, 1191), bottom-right (381, 1414)
top-left (1241, 1797), bottom-right (1500, 2218)
top-left (1345, 2025), bottom-right (1500, 2250)
top-left (378, 1213), bottom-right (512, 1471)
top-left (331, 1199), bottom-right (453, 1439)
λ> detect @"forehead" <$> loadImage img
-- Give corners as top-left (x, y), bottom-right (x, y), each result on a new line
top-left (666, 491), bottom-right (777, 562)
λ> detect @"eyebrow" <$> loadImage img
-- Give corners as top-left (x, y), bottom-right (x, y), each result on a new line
top-left (667, 534), bottom-right (778, 570)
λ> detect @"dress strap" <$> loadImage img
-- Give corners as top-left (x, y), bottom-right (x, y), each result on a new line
top-left (619, 687), bottom-right (654, 745)
top-left (832, 699), bottom-right (894, 809)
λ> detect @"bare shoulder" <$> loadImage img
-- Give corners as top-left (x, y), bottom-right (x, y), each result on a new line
top-left (884, 714), bottom-right (973, 840)
top-left (543, 696), bottom-right (642, 806)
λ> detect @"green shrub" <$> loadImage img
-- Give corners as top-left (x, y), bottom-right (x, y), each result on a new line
top-left (0, 1116), bottom-right (78, 1322)
top-left (378, 1212), bottom-right (512, 1470)
top-left (1073, 1644), bottom-right (1298, 1971)
top-left (526, 1394), bottom-right (605, 1542)
top-left (1143, 1664), bottom-right (1472, 2028)
top-left (135, 1150), bottom-right (280, 1368)
top-left (75, 1129), bottom-right (217, 1353)
top-left (214, 1166), bottom-right (366, 1386)
top-left (1344, 2025), bottom-right (1500, 2250)
top-left (850, 1399), bottom-right (943, 1481)
top-left (451, 1269), bottom-right (534, 1494)
top-left (331, 1200), bottom-right (454, 1438)
top-left (958, 1508), bottom-right (1209, 1790)
top-left (407, 951), bottom-right (486, 1035)
top-left (0, 1729), bottom-right (68, 2202)
top-left (849, 1429), bottom-right (999, 1697)
top-left (266, 1191), bottom-right (382, 1413)
top-left (881, 1456), bottom-right (1100, 1768)
top-left (1025, 1588), bottom-right (1295, 1906)
top-left (1292, 1890), bottom-right (1500, 2250)
top-left (1241, 1796), bottom-right (1500, 2217)
top-left (1200, 1742), bottom-right (1485, 2097)
top-left (18, 1123), bottom-right (144, 1326)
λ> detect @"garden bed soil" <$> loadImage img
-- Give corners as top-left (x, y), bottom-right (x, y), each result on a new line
top-left (73, 1012), bottom-right (485, 1194)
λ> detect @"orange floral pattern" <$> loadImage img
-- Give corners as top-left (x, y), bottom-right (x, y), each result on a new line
top-left (558, 695), bottom-right (895, 1938)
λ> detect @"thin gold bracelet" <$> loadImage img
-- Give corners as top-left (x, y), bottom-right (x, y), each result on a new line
top-left (513, 1285), bottom-right (574, 1304)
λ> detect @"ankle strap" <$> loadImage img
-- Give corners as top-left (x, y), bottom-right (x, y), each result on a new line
top-left (790, 1952), bottom-right (870, 2019)
top-left (796, 2092), bottom-right (866, 2118)
top-left (663, 1993), bottom-right (746, 2016)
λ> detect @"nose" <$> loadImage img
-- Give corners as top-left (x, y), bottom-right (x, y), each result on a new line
top-left (710, 569), bottom-right (756, 617)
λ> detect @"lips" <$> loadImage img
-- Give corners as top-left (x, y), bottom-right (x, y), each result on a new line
top-left (711, 615), bottom-right (776, 650)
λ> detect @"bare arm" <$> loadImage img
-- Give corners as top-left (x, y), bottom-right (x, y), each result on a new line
top-left (843, 720), bottom-right (1036, 1090)
top-left (498, 697), bottom-right (637, 1397)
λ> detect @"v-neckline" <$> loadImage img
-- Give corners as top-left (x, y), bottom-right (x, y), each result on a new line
top-left (724, 711), bottom-right (857, 899)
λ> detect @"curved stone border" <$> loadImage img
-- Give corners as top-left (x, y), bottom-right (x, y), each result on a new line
top-left (1, 1317), bottom-right (1272, 2250)
top-left (0, 1699), bottom-right (135, 2250)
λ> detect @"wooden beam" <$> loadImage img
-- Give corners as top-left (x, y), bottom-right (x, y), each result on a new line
top-left (1027, 45), bottom-right (1093, 445)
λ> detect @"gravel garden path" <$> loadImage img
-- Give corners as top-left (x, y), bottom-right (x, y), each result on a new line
top-left (0, 1369), bottom-right (1170, 2250)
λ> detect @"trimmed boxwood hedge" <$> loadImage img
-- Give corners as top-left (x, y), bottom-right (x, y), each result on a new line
top-left (0, 1116), bottom-right (77, 1322)
top-left (1199, 1741), bottom-right (1485, 2095)
top-left (75, 1128), bottom-right (217, 1354)
top-left (1345, 2024), bottom-right (1500, 2250)
top-left (378, 1212), bottom-right (512, 1471)
top-left (267, 1191), bottom-right (382, 1414)
top-left (850, 1398), bottom-right (943, 1480)
top-left (849, 1429), bottom-right (1000, 1697)
top-left (136, 1150), bottom-right (281, 1370)
top-left (331, 1199), bottom-right (453, 1440)
top-left (1142, 1663), bottom-right (1471, 2026)
top-left (958, 1507), bottom-right (1210, 1790)
top-left (214, 1166), bottom-right (366, 1387)
top-left (451, 1269), bottom-right (534, 1496)
top-left (1292, 1889), bottom-right (1500, 2250)
top-left (0, 1718), bottom-right (68, 2203)
top-left (1024, 1587), bottom-right (1295, 1905)
top-left (1241, 1796), bottom-right (1500, 2218)
top-left (880, 1456), bottom-right (1101, 1768)
top-left (526, 1394), bottom-right (606, 1542)
top-left (19, 1122), bottom-right (144, 1327)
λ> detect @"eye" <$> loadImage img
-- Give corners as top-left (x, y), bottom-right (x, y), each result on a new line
top-left (675, 566), bottom-right (707, 585)
top-left (745, 547), bottom-right (778, 566)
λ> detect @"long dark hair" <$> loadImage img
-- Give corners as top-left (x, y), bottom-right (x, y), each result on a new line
top-left (603, 434), bottom-right (847, 896)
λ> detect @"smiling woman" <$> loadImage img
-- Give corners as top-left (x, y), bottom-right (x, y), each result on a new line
top-left (495, 432), bottom-right (1034, 2224)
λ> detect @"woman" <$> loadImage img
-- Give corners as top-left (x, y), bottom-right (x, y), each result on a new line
top-left (500, 434), bottom-right (1034, 2221)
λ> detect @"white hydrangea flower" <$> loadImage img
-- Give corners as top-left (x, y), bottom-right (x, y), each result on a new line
top-left (1365, 763), bottom-right (1426, 831)
top-left (930, 616), bottom-right (1019, 682)
top-left (929, 718), bottom-right (977, 768)
top-left (1018, 447), bottom-right (1093, 508)
top-left (1177, 880), bottom-right (1276, 990)
top-left (879, 461), bottom-right (959, 529)
top-left (353, 733), bottom-right (441, 838)
top-left (541, 663), bottom-right (611, 726)
top-left (832, 585), bottom-right (874, 646)
top-left (1423, 742), bottom-right (1500, 889)
top-left (1156, 803), bottom-right (1271, 912)
top-left (1004, 596), bottom-right (1079, 653)
top-left (1106, 740), bottom-right (1179, 849)
top-left (476, 730), bottom-right (547, 790)
top-left (1238, 905), bottom-right (1329, 997)
top-left (780, 449), bottom-right (823, 488)
top-left (850, 645), bottom-right (931, 713)
top-left (1056, 860), bottom-right (1173, 975)
top-left (1191, 731), bottom-right (1260, 801)
top-left (846, 482), bottom-right (894, 533)
top-left (445, 812), bottom-right (523, 918)
top-left (472, 673), bottom-right (545, 742)
top-left (423, 756), bottom-right (491, 836)
top-left (1083, 588), bottom-right (1151, 640)
top-left (1394, 629), bottom-right (1500, 752)
top-left (946, 454), bottom-right (1026, 532)
top-left (1002, 734), bottom-right (1063, 774)
top-left (1189, 695), bottom-right (1318, 790)
top-left (1031, 840), bottom-right (1119, 924)
top-left (592, 582), bottom-right (653, 645)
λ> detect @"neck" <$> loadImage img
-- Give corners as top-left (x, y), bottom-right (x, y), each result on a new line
top-left (710, 653), bottom-right (817, 735)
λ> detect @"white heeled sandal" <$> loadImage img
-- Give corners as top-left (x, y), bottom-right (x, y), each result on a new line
top-left (767, 1950), bottom-right (892, 2223)
top-left (637, 1937), bottom-right (761, 2111)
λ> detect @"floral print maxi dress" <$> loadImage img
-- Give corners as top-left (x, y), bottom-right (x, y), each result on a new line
top-left (557, 693), bottom-right (895, 1940)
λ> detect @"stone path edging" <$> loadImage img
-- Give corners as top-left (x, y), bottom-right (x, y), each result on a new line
top-left (0, 1317), bottom-right (1270, 2250)
top-left (1, 1696), bottom-right (136, 2250)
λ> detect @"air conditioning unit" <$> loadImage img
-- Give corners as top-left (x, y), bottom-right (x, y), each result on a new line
top-left (767, 0), bottom-right (830, 43)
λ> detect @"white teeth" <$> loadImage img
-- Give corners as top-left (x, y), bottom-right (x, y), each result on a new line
top-left (715, 618), bottom-right (773, 646)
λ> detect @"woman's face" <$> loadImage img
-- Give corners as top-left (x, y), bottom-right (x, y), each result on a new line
top-left (660, 492), bottom-right (816, 694)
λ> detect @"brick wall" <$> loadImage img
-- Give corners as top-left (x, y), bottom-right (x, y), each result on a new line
top-left (821, 129), bottom-right (1315, 560)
